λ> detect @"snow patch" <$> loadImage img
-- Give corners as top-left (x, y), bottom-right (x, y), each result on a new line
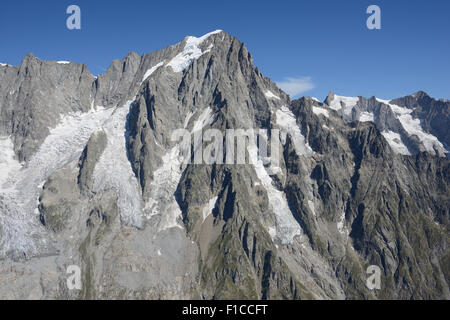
top-left (183, 110), bottom-right (194, 128)
top-left (268, 227), bottom-right (277, 239)
top-left (248, 137), bottom-right (304, 244)
top-left (193, 107), bottom-right (214, 132)
top-left (141, 61), bottom-right (165, 84)
top-left (337, 211), bottom-right (347, 235)
top-left (144, 146), bottom-right (184, 231)
top-left (92, 100), bottom-right (144, 228)
top-left (375, 98), bottom-right (392, 105)
top-left (394, 111), bottom-right (446, 154)
top-left (57, 61), bottom-right (70, 64)
top-left (328, 94), bottom-right (359, 116)
top-left (377, 99), bottom-right (447, 155)
top-left (0, 105), bottom-right (114, 257)
top-left (359, 111), bottom-right (374, 122)
top-left (23, 105), bottom-right (113, 197)
top-left (0, 137), bottom-right (22, 192)
top-left (144, 109), bottom-right (213, 231)
top-left (312, 106), bottom-right (329, 118)
top-left (276, 106), bottom-right (313, 156)
top-left (265, 90), bottom-right (280, 100)
top-left (202, 196), bottom-right (218, 222)
top-left (382, 130), bottom-right (411, 155)
top-left (166, 30), bottom-right (222, 73)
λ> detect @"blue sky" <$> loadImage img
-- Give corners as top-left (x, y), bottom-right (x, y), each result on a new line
top-left (0, 0), bottom-right (449, 100)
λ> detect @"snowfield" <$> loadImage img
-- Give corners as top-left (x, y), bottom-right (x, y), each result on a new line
top-left (167, 30), bottom-right (222, 72)
top-left (359, 111), bottom-right (374, 123)
top-left (377, 98), bottom-right (448, 154)
top-left (328, 94), bottom-right (359, 116)
top-left (382, 130), bottom-right (411, 155)
top-left (276, 105), bottom-right (313, 156)
top-left (325, 94), bottom-right (447, 157)
top-left (92, 100), bottom-right (145, 228)
top-left (248, 136), bottom-right (304, 245)
top-left (143, 145), bottom-right (184, 231)
top-left (0, 105), bottom-right (114, 257)
top-left (312, 106), bottom-right (329, 118)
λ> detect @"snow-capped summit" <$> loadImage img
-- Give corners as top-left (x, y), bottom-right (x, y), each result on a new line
top-left (166, 30), bottom-right (223, 72)
top-left (321, 91), bottom-right (448, 157)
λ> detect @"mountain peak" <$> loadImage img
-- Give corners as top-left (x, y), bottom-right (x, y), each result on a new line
top-left (21, 52), bottom-right (36, 64)
top-left (125, 51), bottom-right (140, 59)
top-left (324, 90), bottom-right (335, 105)
top-left (412, 90), bottom-right (430, 99)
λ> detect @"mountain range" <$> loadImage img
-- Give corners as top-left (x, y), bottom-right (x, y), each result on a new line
top-left (0, 30), bottom-right (448, 299)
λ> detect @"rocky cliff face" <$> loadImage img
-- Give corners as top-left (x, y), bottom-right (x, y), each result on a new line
top-left (0, 31), bottom-right (448, 299)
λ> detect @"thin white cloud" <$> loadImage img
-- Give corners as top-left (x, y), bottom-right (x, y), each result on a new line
top-left (276, 77), bottom-right (315, 97)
